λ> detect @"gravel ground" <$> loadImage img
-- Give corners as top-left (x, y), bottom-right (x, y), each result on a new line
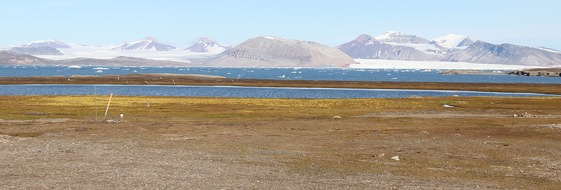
top-left (1, 116), bottom-right (559, 189)
top-left (0, 121), bottom-right (520, 189)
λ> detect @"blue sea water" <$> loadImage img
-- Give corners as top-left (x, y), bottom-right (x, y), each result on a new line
top-left (0, 65), bottom-right (560, 84)
top-left (0, 66), bottom-right (559, 98)
top-left (0, 84), bottom-right (554, 98)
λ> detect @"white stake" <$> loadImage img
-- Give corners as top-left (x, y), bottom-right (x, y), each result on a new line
top-left (104, 93), bottom-right (113, 120)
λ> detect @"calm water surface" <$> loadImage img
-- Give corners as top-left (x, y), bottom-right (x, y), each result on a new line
top-left (0, 84), bottom-right (555, 98)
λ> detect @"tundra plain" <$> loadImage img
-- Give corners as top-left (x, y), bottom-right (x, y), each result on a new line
top-left (1, 94), bottom-right (560, 189)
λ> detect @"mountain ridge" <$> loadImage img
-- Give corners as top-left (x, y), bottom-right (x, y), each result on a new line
top-left (23, 40), bottom-right (71, 49)
top-left (184, 37), bottom-right (229, 54)
top-left (205, 36), bottom-right (355, 67)
top-left (112, 37), bottom-right (176, 51)
top-left (339, 32), bottom-right (561, 66)
top-left (0, 51), bottom-right (193, 66)
top-left (4, 33), bottom-right (561, 67)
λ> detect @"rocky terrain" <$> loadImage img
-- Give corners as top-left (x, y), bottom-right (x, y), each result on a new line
top-left (204, 36), bottom-right (356, 67)
top-left (508, 68), bottom-right (561, 77)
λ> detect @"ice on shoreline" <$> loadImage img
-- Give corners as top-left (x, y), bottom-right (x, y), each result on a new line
top-left (351, 59), bottom-right (553, 70)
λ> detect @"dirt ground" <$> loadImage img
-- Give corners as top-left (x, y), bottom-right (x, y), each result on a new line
top-left (1, 96), bottom-right (560, 189)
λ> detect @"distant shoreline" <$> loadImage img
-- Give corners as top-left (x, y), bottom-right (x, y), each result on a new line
top-left (1, 74), bottom-right (560, 95)
top-left (437, 70), bottom-right (508, 75)
top-left (438, 68), bottom-right (561, 77)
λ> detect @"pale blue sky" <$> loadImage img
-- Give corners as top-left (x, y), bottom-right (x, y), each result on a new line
top-left (1, 0), bottom-right (560, 49)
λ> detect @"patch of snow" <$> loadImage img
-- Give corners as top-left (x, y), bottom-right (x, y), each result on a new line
top-left (433, 34), bottom-right (474, 49)
top-left (538, 47), bottom-right (561, 53)
top-left (264, 36), bottom-right (275, 40)
top-left (386, 42), bottom-right (441, 55)
top-left (375, 31), bottom-right (402, 40)
top-left (25, 39), bottom-right (57, 46)
top-left (33, 45), bottom-right (211, 62)
top-left (205, 45), bottom-right (227, 54)
top-left (351, 59), bottom-right (548, 70)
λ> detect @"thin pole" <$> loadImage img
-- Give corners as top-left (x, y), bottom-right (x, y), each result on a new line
top-left (94, 86), bottom-right (98, 121)
top-left (104, 93), bottom-right (113, 120)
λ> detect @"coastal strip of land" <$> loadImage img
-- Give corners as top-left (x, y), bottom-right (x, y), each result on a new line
top-left (1, 74), bottom-right (561, 95)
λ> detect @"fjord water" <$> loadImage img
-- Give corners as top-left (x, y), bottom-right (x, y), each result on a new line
top-left (0, 66), bottom-right (559, 98)
top-left (0, 85), bottom-right (553, 98)
top-left (1, 66), bottom-right (561, 84)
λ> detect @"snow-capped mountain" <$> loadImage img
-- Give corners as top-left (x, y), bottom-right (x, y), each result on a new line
top-left (184, 37), bottom-right (229, 54)
top-left (372, 31), bottom-right (448, 56)
top-left (23, 40), bottom-right (71, 49)
top-left (112, 37), bottom-right (176, 51)
top-left (337, 34), bottom-right (440, 60)
top-left (433, 34), bottom-right (476, 49)
top-left (446, 41), bottom-right (561, 66)
top-left (375, 31), bottom-right (431, 44)
top-left (339, 32), bottom-right (561, 66)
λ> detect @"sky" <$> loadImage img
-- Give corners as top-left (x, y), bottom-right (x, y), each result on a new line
top-left (1, 0), bottom-right (560, 50)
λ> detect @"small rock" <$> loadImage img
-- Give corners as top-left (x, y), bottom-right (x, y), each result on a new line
top-left (376, 153), bottom-right (385, 158)
top-left (332, 116), bottom-right (342, 119)
top-left (391, 156), bottom-right (400, 161)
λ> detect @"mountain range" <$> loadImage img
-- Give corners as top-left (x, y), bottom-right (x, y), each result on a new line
top-left (338, 31), bottom-right (561, 66)
top-left (2, 32), bottom-right (561, 68)
top-left (0, 51), bottom-right (194, 67)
